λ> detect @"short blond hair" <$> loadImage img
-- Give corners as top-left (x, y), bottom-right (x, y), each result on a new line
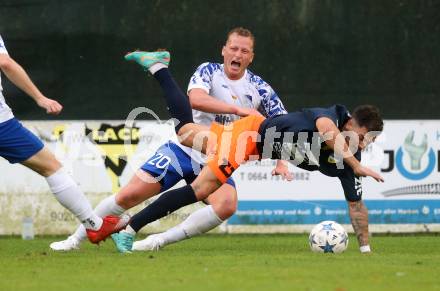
top-left (226, 27), bottom-right (255, 48)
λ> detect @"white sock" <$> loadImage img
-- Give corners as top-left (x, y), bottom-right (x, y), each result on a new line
top-left (72, 194), bottom-right (126, 241)
top-left (360, 245), bottom-right (371, 253)
top-left (160, 205), bottom-right (223, 245)
top-left (46, 168), bottom-right (102, 230)
top-left (123, 225), bottom-right (136, 236)
top-left (149, 63), bottom-right (167, 75)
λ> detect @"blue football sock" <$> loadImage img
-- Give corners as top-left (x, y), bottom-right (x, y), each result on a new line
top-left (154, 68), bottom-right (194, 133)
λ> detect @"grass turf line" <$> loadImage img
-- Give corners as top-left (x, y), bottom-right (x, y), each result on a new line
top-left (0, 234), bottom-right (439, 291)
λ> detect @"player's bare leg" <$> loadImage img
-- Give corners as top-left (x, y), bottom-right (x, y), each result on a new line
top-left (206, 184), bottom-right (238, 220)
top-left (21, 146), bottom-right (62, 176)
top-left (50, 170), bottom-right (161, 251)
top-left (113, 165), bottom-right (223, 253)
top-left (22, 147), bottom-right (129, 244)
top-left (190, 166), bottom-right (223, 200)
top-left (115, 170), bottom-right (162, 209)
top-left (133, 183), bottom-right (236, 251)
top-left (348, 200), bottom-right (371, 253)
top-left (112, 52), bottom-right (231, 252)
top-left (176, 123), bottom-right (210, 153)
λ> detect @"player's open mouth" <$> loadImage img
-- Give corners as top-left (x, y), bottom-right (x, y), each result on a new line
top-left (231, 61), bottom-right (241, 69)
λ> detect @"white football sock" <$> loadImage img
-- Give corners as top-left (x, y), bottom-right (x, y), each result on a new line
top-left (160, 205), bottom-right (223, 245)
top-left (46, 168), bottom-right (102, 230)
top-left (122, 225), bottom-right (137, 236)
top-left (360, 245), bottom-right (371, 253)
top-left (149, 63), bottom-right (168, 75)
top-left (72, 194), bottom-right (126, 241)
top-left (94, 194), bottom-right (126, 216)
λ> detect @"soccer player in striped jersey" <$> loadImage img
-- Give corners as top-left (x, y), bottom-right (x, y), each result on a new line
top-left (50, 27), bottom-right (290, 251)
top-left (109, 50), bottom-right (384, 254)
top-left (0, 35), bottom-right (128, 243)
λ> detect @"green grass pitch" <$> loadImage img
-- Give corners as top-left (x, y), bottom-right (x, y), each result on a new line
top-left (0, 234), bottom-right (439, 291)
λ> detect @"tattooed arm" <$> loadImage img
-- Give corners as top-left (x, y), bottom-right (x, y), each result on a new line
top-left (348, 200), bottom-right (371, 251)
top-left (338, 155), bottom-right (372, 253)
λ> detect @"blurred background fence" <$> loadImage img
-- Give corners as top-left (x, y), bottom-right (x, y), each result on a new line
top-left (1, 0), bottom-right (440, 235)
top-left (1, 0), bottom-right (439, 120)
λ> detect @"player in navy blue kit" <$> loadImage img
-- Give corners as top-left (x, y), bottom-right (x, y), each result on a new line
top-left (109, 51), bottom-right (384, 254)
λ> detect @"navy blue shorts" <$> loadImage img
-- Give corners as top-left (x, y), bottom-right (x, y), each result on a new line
top-left (0, 118), bottom-right (44, 164)
top-left (140, 141), bottom-right (235, 192)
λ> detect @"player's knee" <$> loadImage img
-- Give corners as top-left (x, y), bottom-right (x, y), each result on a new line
top-left (219, 198), bottom-right (237, 218)
top-left (210, 195), bottom-right (237, 219)
top-left (214, 205), bottom-right (236, 220)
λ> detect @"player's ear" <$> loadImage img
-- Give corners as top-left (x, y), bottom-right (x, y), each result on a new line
top-left (344, 118), bottom-right (355, 131)
top-left (221, 46), bottom-right (226, 57)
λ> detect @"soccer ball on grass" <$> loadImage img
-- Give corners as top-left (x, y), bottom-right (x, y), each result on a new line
top-left (309, 220), bottom-right (348, 253)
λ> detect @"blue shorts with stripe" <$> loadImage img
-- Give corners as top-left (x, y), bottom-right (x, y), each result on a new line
top-left (140, 141), bottom-right (235, 192)
top-left (0, 118), bottom-right (44, 164)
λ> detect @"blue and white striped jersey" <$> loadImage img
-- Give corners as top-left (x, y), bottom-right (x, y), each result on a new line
top-left (187, 62), bottom-right (287, 126)
top-left (0, 35), bottom-right (14, 123)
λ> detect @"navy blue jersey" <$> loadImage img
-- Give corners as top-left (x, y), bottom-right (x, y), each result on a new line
top-left (257, 104), bottom-right (362, 201)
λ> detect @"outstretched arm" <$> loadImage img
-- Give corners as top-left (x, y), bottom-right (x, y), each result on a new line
top-left (0, 54), bottom-right (62, 115)
top-left (271, 160), bottom-right (294, 181)
top-left (189, 88), bottom-right (261, 117)
top-left (316, 117), bottom-right (360, 168)
top-left (316, 117), bottom-right (384, 182)
top-left (348, 200), bottom-right (371, 253)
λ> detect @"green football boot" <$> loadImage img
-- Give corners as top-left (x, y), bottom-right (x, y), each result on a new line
top-left (111, 231), bottom-right (134, 253)
top-left (124, 50), bottom-right (170, 71)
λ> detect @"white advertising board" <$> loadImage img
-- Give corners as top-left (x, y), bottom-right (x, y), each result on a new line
top-left (229, 120), bottom-right (440, 232)
top-left (0, 120), bottom-right (439, 234)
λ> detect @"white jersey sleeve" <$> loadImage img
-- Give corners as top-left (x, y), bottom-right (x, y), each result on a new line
top-left (248, 72), bottom-right (287, 117)
top-left (187, 63), bottom-right (287, 125)
top-left (187, 62), bottom-right (219, 94)
top-left (0, 34), bottom-right (14, 122)
top-left (0, 35), bottom-right (8, 55)
top-left (258, 85), bottom-right (288, 117)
